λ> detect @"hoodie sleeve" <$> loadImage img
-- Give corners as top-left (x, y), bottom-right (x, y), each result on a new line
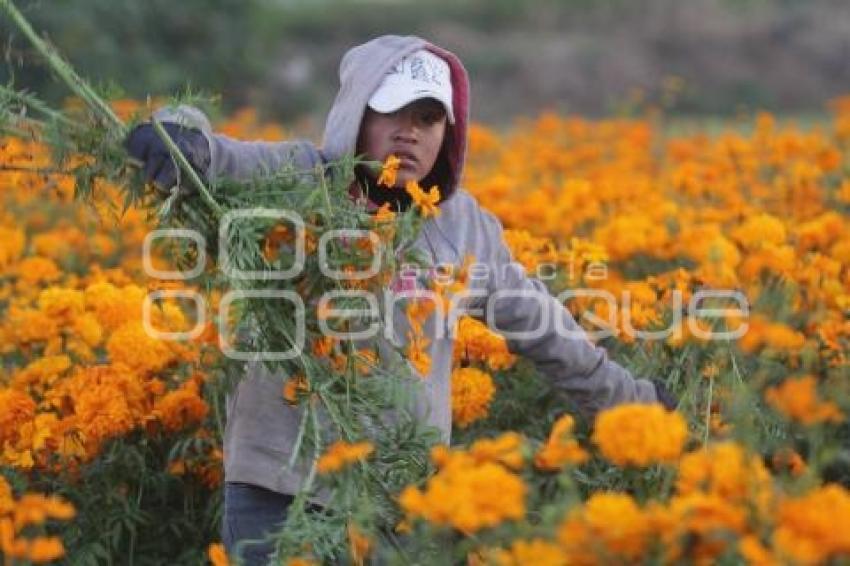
top-left (152, 105), bottom-right (323, 183)
top-left (474, 206), bottom-right (659, 422)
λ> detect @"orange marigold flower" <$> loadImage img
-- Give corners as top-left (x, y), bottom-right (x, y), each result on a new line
top-left (406, 333), bottom-right (432, 377)
top-left (774, 484), bottom-right (850, 565)
top-left (468, 433), bottom-right (526, 471)
top-left (451, 367), bottom-right (495, 428)
top-left (558, 492), bottom-right (652, 563)
top-left (0, 389), bottom-right (36, 445)
top-left (74, 384), bottom-right (136, 447)
top-left (37, 287), bottom-right (85, 321)
top-left (399, 449), bottom-right (526, 534)
top-left (534, 414), bottom-right (589, 471)
top-left (737, 535), bottom-right (777, 566)
top-left (592, 404), bottom-right (688, 467)
top-left (762, 322), bottom-right (807, 351)
top-left (262, 223), bottom-right (294, 262)
top-left (654, 492), bottom-right (749, 563)
top-left (25, 536), bottom-right (66, 562)
top-left (0, 476), bottom-right (14, 515)
top-left (377, 154), bottom-right (401, 188)
top-left (0, 226), bottom-right (25, 270)
top-left (73, 313), bottom-right (103, 348)
top-left (282, 374), bottom-right (309, 405)
top-left (13, 494), bottom-right (75, 529)
top-left (106, 321), bottom-right (176, 375)
top-left (14, 257), bottom-right (62, 286)
top-left (772, 447), bottom-right (807, 477)
top-left (316, 440), bottom-right (374, 474)
top-left (310, 336), bottom-right (335, 358)
top-left (494, 538), bottom-right (566, 566)
top-left (765, 375), bottom-right (844, 425)
top-left (84, 282), bottom-right (148, 331)
top-left (453, 316), bottom-right (516, 371)
top-left (4, 306), bottom-right (60, 346)
top-left (152, 382), bottom-right (209, 432)
top-left (372, 202), bottom-right (396, 223)
top-left (405, 180), bottom-right (441, 217)
top-left (347, 522), bottom-right (372, 566)
top-left (730, 213), bottom-right (787, 250)
top-left (12, 354), bottom-right (72, 394)
top-left (208, 542), bottom-right (230, 566)
top-left (406, 296), bottom-right (436, 334)
top-left (676, 442), bottom-right (773, 520)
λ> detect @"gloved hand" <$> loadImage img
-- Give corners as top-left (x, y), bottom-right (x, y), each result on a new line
top-left (652, 380), bottom-right (678, 411)
top-left (124, 122), bottom-right (211, 196)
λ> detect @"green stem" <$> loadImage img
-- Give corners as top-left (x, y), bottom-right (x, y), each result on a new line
top-left (318, 163), bottom-right (334, 217)
top-left (151, 118), bottom-right (223, 219)
top-left (729, 346), bottom-right (745, 386)
top-left (0, 113), bottom-right (79, 152)
top-left (0, 164), bottom-right (74, 179)
top-left (317, 388), bottom-right (355, 439)
top-left (0, 123), bottom-right (32, 139)
top-left (301, 398), bottom-right (322, 494)
top-left (0, 84), bottom-right (77, 127)
top-left (287, 401), bottom-right (310, 471)
top-left (0, 0), bottom-right (125, 134)
top-left (704, 374), bottom-right (714, 446)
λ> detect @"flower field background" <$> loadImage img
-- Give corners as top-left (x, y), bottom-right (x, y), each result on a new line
top-left (1, 97), bottom-right (850, 564)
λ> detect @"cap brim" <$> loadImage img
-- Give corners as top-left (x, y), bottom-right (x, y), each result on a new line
top-left (367, 88), bottom-right (455, 124)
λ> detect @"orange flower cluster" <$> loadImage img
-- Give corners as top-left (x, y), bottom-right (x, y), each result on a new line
top-left (169, 451), bottom-right (223, 490)
top-left (452, 316), bottom-right (516, 371)
top-left (765, 375), bottom-right (844, 425)
top-left (3, 94), bottom-right (850, 562)
top-left (0, 476), bottom-right (75, 563)
top-left (0, 112), bottom-right (215, 480)
top-left (316, 440), bottom-right (374, 474)
top-left (559, 492), bottom-right (653, 564)
top-left (591, 403), bottom-right (689, 467)
top-left (545, 441), bottom-right (850, 564)
top-left (399, 434), bottom-right (527, 534)
top-left (485, 538), bottom-right (565, 566)
top-left (405, 298), bottom-right (435, 377)
top-left (774, 484), bottom-right (850, 564)
top-left (466, 108), bottom-right (850, 361)
top-left (450, 367), bottom-right (495, 428)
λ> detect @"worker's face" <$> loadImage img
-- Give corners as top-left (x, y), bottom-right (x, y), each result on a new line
top-left (357, 98), bottom-right (448, 188)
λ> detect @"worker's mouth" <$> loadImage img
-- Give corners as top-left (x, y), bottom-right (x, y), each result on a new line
top-left (393, 150), bottom-right (419, 165)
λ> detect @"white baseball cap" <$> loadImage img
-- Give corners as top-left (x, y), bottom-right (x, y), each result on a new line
top-left (367, 49), bottom-right (455, 124)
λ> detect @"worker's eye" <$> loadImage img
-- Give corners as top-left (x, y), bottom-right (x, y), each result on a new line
top-left (418, 108), bottom-right (445, 126)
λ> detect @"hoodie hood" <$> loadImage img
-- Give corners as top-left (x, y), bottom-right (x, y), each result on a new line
top-left (321, 35), bottom-right (470, 202)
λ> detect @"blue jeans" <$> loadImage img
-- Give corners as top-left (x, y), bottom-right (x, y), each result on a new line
top-left (222, 482), bottom-right (295, 565)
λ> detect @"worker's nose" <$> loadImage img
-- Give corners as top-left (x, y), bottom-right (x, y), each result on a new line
top-left (393, 110), bottom-right (420, 142)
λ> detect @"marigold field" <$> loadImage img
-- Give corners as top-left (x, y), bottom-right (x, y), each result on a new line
top-left (1, 100), bottom-right (850, 565)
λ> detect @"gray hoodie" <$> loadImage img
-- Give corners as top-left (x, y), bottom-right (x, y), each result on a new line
top-left (156, 35), bottom-right (659, 499)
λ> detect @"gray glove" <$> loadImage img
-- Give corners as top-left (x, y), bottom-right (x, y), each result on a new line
top-left (124, 122), bottom-right (211, 195)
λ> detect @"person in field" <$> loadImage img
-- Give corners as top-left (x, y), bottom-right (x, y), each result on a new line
top-left (126, 35), bottom-right (676, 564)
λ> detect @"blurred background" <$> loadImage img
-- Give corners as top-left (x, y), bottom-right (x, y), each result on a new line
top-left (3, 0), bottom-right (850, 131)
